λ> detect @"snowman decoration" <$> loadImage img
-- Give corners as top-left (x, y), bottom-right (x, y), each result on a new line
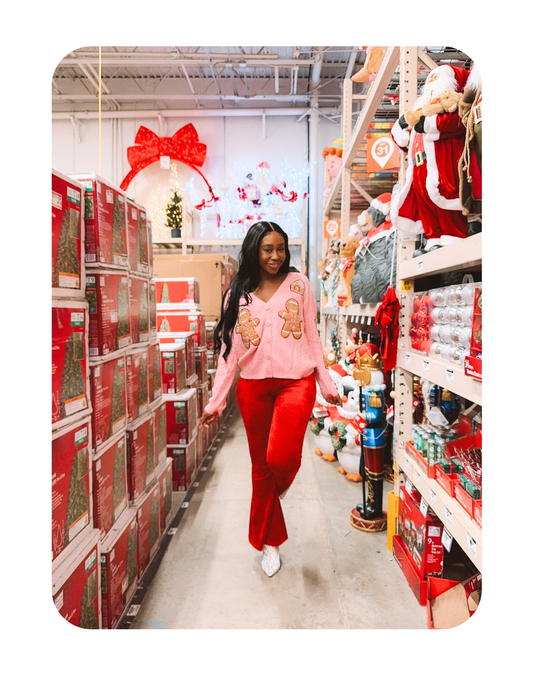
top-left (329, 378), bottom-right (363, 482)
top-left (310, 364), bottom-right (348, 462)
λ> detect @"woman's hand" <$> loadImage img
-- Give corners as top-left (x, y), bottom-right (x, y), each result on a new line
top-left (325, 394), bottom-right (342, 406)
top-left (198, 411), bottom-right (219, 428)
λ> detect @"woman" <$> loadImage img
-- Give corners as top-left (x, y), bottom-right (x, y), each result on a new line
top-left (199, 221), bottom-right (341, 577)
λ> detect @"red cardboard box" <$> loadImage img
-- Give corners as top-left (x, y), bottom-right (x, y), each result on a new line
top-left (134, 482), bottom-right (161, 577)
top-left (86, 270), bottom-right (131, 357)
top-left (155, 277), bottom-right (200, 307)
top-left (52, 301), bottom-right (91, 430)
top-left (434, 464), bottom-right (458, 496)
top-left (156, 308), bottom-right (206, 347)
top-left (149, 282), bottom-right (157, 337)
top-left (70, 173), bottom-right (128, 269)
top-left (126, 199), bottom-right (149, 275)
top-left (194, 346), bottom-right (208, 384)
top-left (393, 535), bottom-right (428, 606)
top-left (427, 573), bottom-right (481, 629)
top-left (197, 381), bottom-right (211, 416)
top-left (126, 411), bottom-right (157, 502)
top-left (147, 218), bottom-right (154, 278)
top-left (125, 348), bottom-right (150, 424)
top-left (398, 485), bottom-right (444, 579)
top-left (129, 275), bottom-right (150, 345)
top-left (52, 529), bottom-right (101, 629)
top-left (164, 389), bottom-right (198, 446)
top-left (148, 341), bottom-right (163, 404)
top-left (92, 433), bottom-right (128, 536)
top-left (206, 321), bottom-right (216, 350)
top-left (152, 398), bottom-right (167, 467)
top-left (160, 343), bottom-right (187, 395)
top-left (156, 457), bottom-right (173, 533)
top-left (157, 331), bottom-right (196, 380)
top-left (52, 169), bottom-right (85, 296)
top-left (169, 432), bottom-right (198, 492)
top-left (405, 440), bottom-right (437, 479)
top-left (89, 352), bottom-right (127, 450)
top-left (100, 508), bottom-right (138, 629)
top-left (52, 417), bottom-right (92, 561)
top-left (473, 499), bottom-right (482, 529)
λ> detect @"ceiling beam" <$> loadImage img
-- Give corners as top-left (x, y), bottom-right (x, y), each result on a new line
top-left (52, 107), bottom-right (320, 120)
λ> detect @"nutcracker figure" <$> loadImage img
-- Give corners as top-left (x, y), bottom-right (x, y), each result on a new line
top-left (350, 338), bottom-right (388, 532)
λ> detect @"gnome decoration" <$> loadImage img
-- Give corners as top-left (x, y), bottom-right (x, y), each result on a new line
top-left (323, 137), bottom-right (343, 198)
top-left (458, 64), bottom-right (482, 228)
top-left (390, 65), bottom-right (472, 254)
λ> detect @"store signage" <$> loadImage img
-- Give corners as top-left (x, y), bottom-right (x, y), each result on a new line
top-left (366, 134), bottom-right (399, 172)
top-left (323, 219), bottom-right (341, 239)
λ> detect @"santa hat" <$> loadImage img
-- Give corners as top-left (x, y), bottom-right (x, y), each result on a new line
top-left (329, 363), bottom-right (348, 379)
top-left (370, 193), bottom-right (391, 216)
top-left (448, 65), bottom-right (471, 92)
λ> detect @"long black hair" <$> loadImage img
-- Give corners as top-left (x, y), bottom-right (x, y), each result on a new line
top-left (214, 221), bottom-right (291, 360)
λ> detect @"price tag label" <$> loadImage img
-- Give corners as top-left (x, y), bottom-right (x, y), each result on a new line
top-left (404, 455), bottom-right (409, 471)
top-left (415, 470), bottom-right (421, 485)
top-left (401, 280), bottom-right (413, 292)
top-left (417, 261), bottom-right (424, 274)
top-left (405, 354), bottom-right (410, 366)
top-left (442, 528), bottom-right (453, 552)
top-left (181, 502), bottom-right (189, 509)
top-left (406, 479), bottom-right (413, 495)
top-left (446, 369), bottom-right (454, 385)
top-left (467, 532), bottom-right (477, 558)
top-left (423, 360), bottom-right (430, 374)
top-left (430, 489), bottom-right (437, 507)
top-left (444, 505), bottom-right (453, 526)
top-left (420, 497), bottom-right (428, 517)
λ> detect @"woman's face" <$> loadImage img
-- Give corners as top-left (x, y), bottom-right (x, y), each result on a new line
top-left (258, 231), bottom-right (286, 277)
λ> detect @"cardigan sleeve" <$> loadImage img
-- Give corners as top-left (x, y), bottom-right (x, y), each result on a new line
top-left (301, 275), bottom-right (339, 400)
top-left (203, 338), bottom-right (239, 415)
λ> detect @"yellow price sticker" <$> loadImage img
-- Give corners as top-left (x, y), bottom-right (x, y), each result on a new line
top-left (401, 280), bottom-right (413, 292)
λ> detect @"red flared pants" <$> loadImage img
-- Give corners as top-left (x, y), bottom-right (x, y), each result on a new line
top-left (236, 373), bottom-right (316, 551)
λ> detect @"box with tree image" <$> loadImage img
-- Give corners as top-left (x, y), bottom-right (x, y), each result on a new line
top-left (52, 528), bottom-right (101, 629)
top-left (126, 411), bottom-right (157, 502)
top-left (134, 482), bottom-right (162, 577)
top-left (148, 341), bottom-right (163, 404)
top-left (86, 270), bottom-right (131, 357)
top-left (92, 433), bottom-right (128, 537)
top-left (126, 199), bottom-right (149, 275)
top-left (129, 275), bottom-right (150, 345)
top-left (125, 347), bottom-right (149, 424)
top-left (52, 169), bottom-right (85, 297)
top-left (153, 397), bottom-right (168, 467)
top-left (156, 457), bottom-right (173, 533)
top-left (89, 352), bottom-right (127, 450)
top-left (99, 508), bottom-right (138, 629)
top-left (52, 301), bottom-right (91, 430)
top-left (52, 416), bottom-right (93, 562)
top-left (70, 173), bottom-right (128, 269)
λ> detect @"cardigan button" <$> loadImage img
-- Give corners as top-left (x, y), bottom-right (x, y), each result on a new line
top-left (266, 321), bottom-right (271, 326)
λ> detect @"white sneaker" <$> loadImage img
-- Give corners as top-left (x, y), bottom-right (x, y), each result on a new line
top-left (261, 545), bottom-right (281, 577)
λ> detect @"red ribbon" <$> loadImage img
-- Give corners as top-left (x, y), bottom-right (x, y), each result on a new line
top-left (120, 124), bottom-right (220, 215)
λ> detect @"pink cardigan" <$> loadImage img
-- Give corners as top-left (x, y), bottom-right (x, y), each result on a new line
top-left (204, 272), bottom-right (339, 415)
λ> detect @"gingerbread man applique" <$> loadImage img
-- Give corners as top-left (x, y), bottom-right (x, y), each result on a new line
top-left (278, 299), bottom-right (302, 339)
top-left (235, 308), bottom-right (261, 349)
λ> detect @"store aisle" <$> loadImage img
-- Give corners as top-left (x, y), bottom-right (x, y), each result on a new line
top-left (127, 405), bottom-right (427, 630)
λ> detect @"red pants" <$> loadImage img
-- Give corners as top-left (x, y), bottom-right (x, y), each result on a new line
top-left (236, 373), bottom-right (316, 551)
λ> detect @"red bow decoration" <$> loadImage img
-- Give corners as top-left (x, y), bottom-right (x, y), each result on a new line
top-left (271, 183), bottom-right (298, 203)
top-left (120, 124), bottom-right (219, 215)
top-left (374, 285), bottom-right (402, 372)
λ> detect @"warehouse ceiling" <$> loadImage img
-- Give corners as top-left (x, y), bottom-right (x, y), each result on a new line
top-left (52, 45), bottom-right (473, 118)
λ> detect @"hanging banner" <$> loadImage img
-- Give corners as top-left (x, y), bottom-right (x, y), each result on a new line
top-left (367, 134), bottom-right (399, 172)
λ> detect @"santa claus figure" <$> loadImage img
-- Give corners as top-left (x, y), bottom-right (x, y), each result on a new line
top-left (390, 64), bottom-right (472, 253)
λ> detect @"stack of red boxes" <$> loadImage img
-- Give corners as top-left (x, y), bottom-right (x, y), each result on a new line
top-left (52, 169), bottom-right (101, 629)
top-left (393, 484), bottom-right (444, 605)
top-left (52, 170), bottom-right (172, 629)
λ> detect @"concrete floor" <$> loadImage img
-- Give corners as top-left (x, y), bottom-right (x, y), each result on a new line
top-left (129, 405), bottom-right (427, 629)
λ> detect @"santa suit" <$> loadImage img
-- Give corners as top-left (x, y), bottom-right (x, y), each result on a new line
top-left (391, 66), bottom-right (471, 248)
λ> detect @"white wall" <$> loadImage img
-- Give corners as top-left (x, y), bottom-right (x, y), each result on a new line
top-left (52, 113), bottom-right (342, 297)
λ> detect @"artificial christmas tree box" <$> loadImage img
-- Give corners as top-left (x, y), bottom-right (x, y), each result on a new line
top-left (197, 381), bottom-right (211, 416)
top-left (126, 198), bottom-right (149, 276)
top-left (155, 277), bottom-right (200, 308)
top-left (86, 270), bottom-right (131, 357)
top-left (134, 481), bottom-right (161, 578)
top-left (89, 351), bottom-right (127, 450)
top-left (169, 431), bottom-right (198, 492)
top-left (147, 218), bottom-right (154, 278)
top-left (156, 457), bottom-right (173, 533)
top-left (92, 432), bottom-right (128, 537)
top-left (129, 275), bottom-right (150, 346)
top-left (157, 331), bottom-right (196, 381)
top-left (52, 416), bottom-right (93, 562)
top-left (70, 173), bottom-right (128, 269)
top-left (52, 169), bottom-right (85, 297)
top-left (52, 528), bottom-right (101, 629)
top-left (148, 281), bottom-right (157, 338)
top-left (126, 411), bottom-right (156, 502)
top-left (160, 343), bottom-right (187, 395)
top-left (156, 308), bottom-right (206, 347)
top-left (148, 341), bottom-right (163, 404)
top-left (153, 253), bottom-right (237, 320)
top-left (194, 345), bottom-right (208, 384)
top-left (125, 347), bottom-right (149, 424)
top-left (206, 321), bottom-right (216, 350)
top-left (152, 397), bottom-right (168, 467)
top-left (164, 389), bottom-right (198, 445)
top-left (52, 301), bottom-right (91, 430)
top-left (99, 507), bottom-right (138, 629)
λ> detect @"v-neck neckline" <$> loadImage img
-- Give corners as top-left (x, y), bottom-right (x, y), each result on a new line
top-left (251, 272), bottom-right (291, 305)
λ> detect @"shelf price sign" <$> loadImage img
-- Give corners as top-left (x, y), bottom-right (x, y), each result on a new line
top-left (467, 532), bottom-right (477, 558)
top-left (442, 528), bottom-right (453, 552)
